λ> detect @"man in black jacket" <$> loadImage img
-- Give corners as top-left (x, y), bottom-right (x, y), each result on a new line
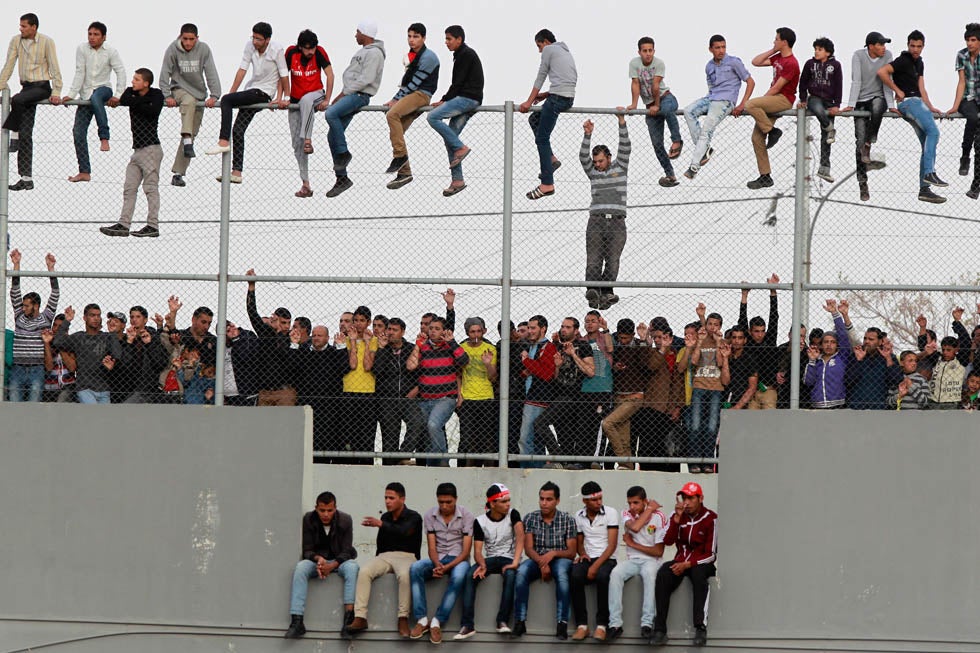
top-left (737, 274), bottom-right (780, 409)
top-left (225, 321), bottom-right (259, 405)
top-left (285, 491), bottom-right (360, 639)
top-left (289, 324), bottom-right (348, 453)
top-left (116, 306), bottom-right (168, 403)
top-left (374, 318), bottom-right (424, 464)
top-left (244, 268), bottom-right (297, 406)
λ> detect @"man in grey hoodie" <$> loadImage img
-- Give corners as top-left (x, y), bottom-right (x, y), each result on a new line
top-left (520, 29), bottom-right (577, 200)
top-left (158, 23), bottom-right (221, 187)
top-left (324, 20), bottom-right (385, 198)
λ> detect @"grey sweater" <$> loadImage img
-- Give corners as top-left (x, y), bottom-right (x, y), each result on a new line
top-left (580, 123), bottom-right (630, 216)
top-left (342, 40), bottom-right (386, 96)
top-left (52, 321), bottom-right (122, 393)
top-left (159, 38), bottom-right (222, 100)
top-left (534, 42), bottom-right (577, 98)
top-left (847, 48), bottom-right (895, 107)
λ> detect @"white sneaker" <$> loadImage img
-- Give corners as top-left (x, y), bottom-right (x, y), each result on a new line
top-left (816, 166), bottom-right (835, 183)
top-left (205, 144), bottom-right (231, 155)
top-left (495, 622), bottom-right (511, 634)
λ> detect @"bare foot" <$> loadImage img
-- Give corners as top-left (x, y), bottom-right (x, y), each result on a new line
top-left (100, 139), bottom-right (110, 152)
top-left (68, 173), bottom-right (91, 183)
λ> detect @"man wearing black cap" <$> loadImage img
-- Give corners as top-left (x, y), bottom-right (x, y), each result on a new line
top-left (569, 481), bottom-right (618, 641)
top-left (245, 268), bottom-right (297, 406)
top-left (651, 482), bottom-right (718, 648)
top-left (840, 32), bottom-right (894, 202)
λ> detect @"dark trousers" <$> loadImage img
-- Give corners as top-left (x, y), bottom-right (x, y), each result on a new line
top-left (635, 407), bottom-right (681, 472)
top-left (853, 96), bottom-right (886, 182)
top-left (533, 397), bottom-right (579, 458)
top-left (807, 96), bottom-right (835, 168)
top-left (585, 215), bottom-right (627, 297)
top-left (579, 392), bottom-right (611, 459)
top-left (506, 397), bottom-right (523, 468)
top-left (218, 89), bottom-right (270, 171)
top-left (960, 98), bottom-right (979, 157)
top-left (377, 396), bottom-right (424, 465)
top-left (456, 399), bottom-right (499, 465)
top-left (653, 561), bottom-right (716, 633)
top-left (570, 559), bottom-right (616, 627)
top-left (460, 556), bottom-right (516, 628)
top-left (337, 392), bottom-right (377, 465)
top-left (3, 81), bottom-right (50, 177)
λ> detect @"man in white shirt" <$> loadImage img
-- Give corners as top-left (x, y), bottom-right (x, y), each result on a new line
top-left (205, 21), bottom-right (288, 183)
top-left (569, 481), bottom-right (618, 641)
top-left (62, 21), bottom-right (126, 182)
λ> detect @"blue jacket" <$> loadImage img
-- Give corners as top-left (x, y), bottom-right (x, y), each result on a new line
top-left (846, 347), bottom-right (903, 410)
top-left (804, 314), bottom-right (851, 408)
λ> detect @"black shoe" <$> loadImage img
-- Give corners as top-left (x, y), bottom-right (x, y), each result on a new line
top-left (340, 609), bottom-right (354, 639)
top-left (746, 174), bottom-right (773, 189)
top-left (766, 127), bottom-right (782, 149)
top-left (918, 187), bottom-right (947, 204)
top-left (923, 172), bottom-right (948, 188)
top-left (866, 159), bottom-right (887, 171)
top-left (960, 156), bottom-right (971, 176)
top-left (171, 174), bottom-right (186, 187)
top-left (8, 138), bottom-right (18, 153)
top-left (510, 621), bottom-right (527, 638)
top-left (333, 150), bottom-right (352, 171)
top-left (386, 155), bottom-right (408, 173)
top-left (556, 621), bottom-right (568, 640)
top-left (967, 184), bottom-right (980, 200)
top-left (99, 222), bottom-right (130, 237)
top-left (639, 625), bottom-right (652, 640)
top-left (131, 225), bottom-right (160, 238)
top-left (284, 614), bottom-right (306, 639)
top-left (650, 630), bottom-right (668, 646)
top-left (693, 626), bottom-right (707, 647)
top-left (607, 626), bottom-right (624, 641)
top-left (326, 176), bottom-right (354, 197)
top-left (860, 142), bottom-right (871, 164)
top-left (9, 179), bottom-right (33, 191)
top-left (386, 173), bottom-right (414, 189)
top-left (598, 293), bottom-right (619, 310)
top-left (699, 147), bottom-right (714, 167)
top-left (859, 181), bottom-right (870, 202)
top-left (659, 175), bottom-right (679, 187)
top-left (183, 143), bottom-right (196, 159)
top-left (585, 289), bottom-right (600, 308)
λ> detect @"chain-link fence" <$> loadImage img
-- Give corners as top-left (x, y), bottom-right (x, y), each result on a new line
top-left (3, 94), bottom-right (980, 468)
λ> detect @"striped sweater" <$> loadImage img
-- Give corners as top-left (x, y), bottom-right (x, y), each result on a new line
top-left (10, 277), bottom-right (59, 366)
top-left (580, 123), bottom-right (630, 216)
top-left (417, 339), bottom-right (468, 399)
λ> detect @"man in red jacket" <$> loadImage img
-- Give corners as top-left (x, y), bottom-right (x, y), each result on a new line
top-left (651, 482), bottom-right (717, 648)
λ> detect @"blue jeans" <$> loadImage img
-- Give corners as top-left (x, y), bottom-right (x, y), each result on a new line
top-left (411, 555), bottom-right (471, 623)
top-left (684, 97), bottom-right (732, 172)
top-left (687, 388), bottom-right (722, 459)
top-left (807, 96), bottom-right (835, 168)
top-left (427, 96), bottom-right (480, 182)
top-left (898, 97), bottom-right (939, 186)
top-left (290, 558), bottom-right (360, 615)
top-left (460, 556), bottom-right (516, 628)
top-left (7, 364), bottom-right (44, 402)
top-left (529, 94), bottom-right (574, 185)
top-left (514, 557), bottom-right (572, 623)
top-left (325, 92), bottom-right (371, 169)
top-left (645, 92), bottom-right (681, 176)
top-left (519, 403), bottom-right (546, 468)
top-left (72, 86), bottom-right (113, 174)
top-left (608, 557), bottom-right (661, 628)
top-left (419, 397), bottom-right (457, 467)
top-left (77, 389), bottom-right (111, 404)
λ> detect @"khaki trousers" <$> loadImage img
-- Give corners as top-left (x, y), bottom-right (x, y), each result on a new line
top-left (171, 88), bottom-right (206, 175)
top-left (354, 551), bottom-right (416, 619)
top-left (386, 91), bottom-right (430, 174)
top-left (257, 386), bottom-right (297, 407)
top-left (748, 386), bottom-right (777, 410)
top-left (602, 394), bottom-right (644, 457)
top-left (120, 144), bottom-right (163, 228)
top-left (745, 95), bottom-right (792, 174)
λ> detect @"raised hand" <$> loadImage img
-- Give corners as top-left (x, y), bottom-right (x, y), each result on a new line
top-left (953, 306), bottom-right (965, 322)
top-left (45, 252), bottom-right (56, 270)
top-left (102, 355), bottom-right (116, 370)
top-left (807, 345), bottom-right (819, 361)
top-left (767, 272), bottom-right (780, 285)
top-left (377, 331), bottom-right (389, 348)
top-left (41, 329), bottom-right (54, 344)
top-left (481, 349), bottom-right (494, 365)
top-left (853, 346), bottom-right (866, 361)
top-left (153, 313), bottom-right (164, 329)
top-left (583, 118), bottom-right (594, 135)
top-left (441, 288), bottom-right (456, 307)
top-left (289, 327), bottom-right (301, 344)
top-left (695, 303), bottom-right (706, 319)
top-left (168, 295), bottom-right (182, 314)
top-left (64, 306), bottom-right (75, 322)
top-left (636, 322), bottom-right (648, 342)
top-left (9, 249), bottom-right (20, 267)
top-left (823, 298), bottom-right (838, 313)
top-left (125, 326), bottom-right (138, 343)
top-left (915, 314), bottom-right (927, 330)
top-left (684, 331), bottom-right (697, 348)
top-left (838, 299), bottom-right (850, 318)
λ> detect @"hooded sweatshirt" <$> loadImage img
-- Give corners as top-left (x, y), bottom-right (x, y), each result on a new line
top-left (534, 42), bottom-right (577, 98)
top-left (799, 56), bottom-right (843, 105)
top-left (158, 37), bottom-right (222, 101)
top-left (341, 39), bottom-right (386, 96)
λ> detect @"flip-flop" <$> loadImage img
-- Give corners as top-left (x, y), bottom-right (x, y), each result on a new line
top-left (526, 186), bottom-right (555, 200)
top-left (294, 187), bottom-right (313, 198)
top-left (443, 183), bottom-right (467, 197)
top-left (450, 147), bottom-right (471, 168)
top-left (668, 141), bottom-right (683, 159)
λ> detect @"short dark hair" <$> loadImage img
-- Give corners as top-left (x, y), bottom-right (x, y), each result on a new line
top-left (20, 13), bottom-right (38, 27)
top-left (709, 34), bottom-right (725, 47)
top-left (297, 29), bottom-right (318, 48)
top-left (421, 312), bottom-right (437, 321)
top-left (810, 328), bottom-right (826, 342)
top-left (273, 307), bottom-right (292, 320)
top-left (294, 316), bottom-right (312, 333)
top-left (812, 36), bottom-right (834, 55)
top-left (650, 316), bottom-right (670, 332)
top-left (23, 291), bottom-right (41, 305)
top-left (748, 316), bottom-right (766, 329)
top-left (591, 143), bottom-right (612, 159)
top-left (386, 482), bottom-right (406, 497)
top-left (429, 316), bottom-right (447, 328)
top-left (130, 305), bottom-right (148, 318)
top-left (252, 22), bottom-right (273, 39)
top-left (776, 27), bottom-right (796, 48)
top-left (968, 369), bottom-right (980, 380)
top-left (563, 316), bottom-right (580, 330)
top-left (637, 36), bottom-right (654, 49)
top-left (354, 305), bottom-right (372, 320)
top-left (388, 317), bottom-right (407, 330)
top-left (966, 23), bottom-right (980, 40)
top-left (374, 314), bottom-right (389, 327)
top-left (581, 481), bottom-right (602, 496)
top-left (445, 25), bottom-right (464, 41)
top-left (529, 315), bottom-right (548, 330)
top-left (180, 23), bottom-right (198, 36)
top-left (586, 310), bottom-right (602, 320)
top-left (626, 485), bottom-right (647, 500)
top-left (908, 30), bottom-right (925, 44)
top-left (408, 22), bottom-right (426, 37)
top-left (866, 327), bottom-right (885, 338)
top-left (316, 491), bottom-right (336, 506)
top-left (706, 312), bottom-right (723, 325)
top-left (685, 321), bottom-right (701, 332)
top-left (436, 482), bottom-right (457, 497)
top-left (534, 29), bottom-right (556, 44)
top-left (135, 68), bottom-right (154, 85)
top-left (89, 21), bottom-right (107, 36)
top-left (940, 336), bottom-right (959, 348)
top-left (540, 481), bottom-right (560, 499)
top-left (518, 321), bottom-right (528, 328)
top-left (617, 318), bottom-right (635, 334)
top-left (84, 303), bottom-right (101, 316)
top-left (729, 325), bottom-right (748, 338)
top-left (193, 306), bottom-right (214, 318)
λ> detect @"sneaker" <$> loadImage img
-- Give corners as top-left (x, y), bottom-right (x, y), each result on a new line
top-left (205, 144), bottom-right (230, 155)
top-left (693, 626), bottom-right (707, 647)
top-left (918, 187), bottom-right (947, 204)
top-left (571, 625), bottom-right (590, 641)
top-left (8, 179), bottom-right (33, 191)
top-left (325, 176), bottom-right (354, 198)
top-left (385, 155), bottom-right (409, 174)
top-left (860, 142), bottom-right (871, 164)
top-left (607, 626), bottom-right (624, 641)
top-left (746, 174), bottom-right (774, 189)
top-left (650, 631), bottom-right (668, 646)
top-left (333, 150), bottom-right (352, 171)
top-left (816, 166), bottom-right (835, 183)
top-left (960, 156), bottom-right (971, 176)
top-left (131, 225), bottom-right (160, 238)
top-left (585, 289), bottom-right (600, 308)
top-left (967, 184), bottom-right (980, 200)
top-left (284, 615), bottom-right (306, 639)
top-left (683, 166), bottom-right (698, 180)
top-left (430, 626), bottom-right (443, 644)
top-left (99, 222), bottom-right (130, 237)
top-left (495, 622), bottom-right (512, 634)
top-left (699, 147), bottom-right (714, 167)
top-left (183, 143), bottom-right (196, 159)
top-left (410, 622), bottom-right (430, 639)
top-left (215, 174), bottom-right (243, 184)
top-left (923, 172), bottom-right (948, 188)
top-left (823, 126), bottom-right (836, 144)
top-left (171, 174), bottom-right (186, 187)
top-left (556, 621), bottom-right (568, 641)
top-left (386, 173), bottom-right (414, 190)
top-left (859, 181), bottom-right (870, 202)
top-left (689, 464), bottom-right (702, 474)
top-left (866, 159), bottom-right (887, 171)
top-left (659, 175), bottom-right (679, 187)
top-left (766, 127), bottom-right (782, 149)
top-left (454, 626), bottom-right (477, 640)
top-left (510, 621), bottom-right (527, 638)
top-left (639, 625), bottom-right (652, 640)
top-left (598, 293), bottom-right (619, 310)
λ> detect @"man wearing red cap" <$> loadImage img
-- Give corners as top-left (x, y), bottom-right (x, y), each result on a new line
top-left (651, 482), bottom-right (717, 648)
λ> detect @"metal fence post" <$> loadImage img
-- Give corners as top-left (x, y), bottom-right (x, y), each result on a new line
top-left (0, 88), bottom-right (10, 401)
top-left (497, 101), bottom-right (514, 467)
top-left (789, 106), bottom-right (808, 410)
top-left (212, 152), bottom-right (232, 406)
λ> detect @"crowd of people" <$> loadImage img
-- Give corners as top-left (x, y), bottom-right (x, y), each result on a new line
top-left (7, 249), bottom-right (980, 468)
top-left (286, 479), bottom-right (717, 646)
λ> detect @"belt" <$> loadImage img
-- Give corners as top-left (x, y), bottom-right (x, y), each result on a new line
top-left (22, 80), bottom-right (51, 87)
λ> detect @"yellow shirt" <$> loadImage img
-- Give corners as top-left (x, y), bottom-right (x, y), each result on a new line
top-left (460, 340), bottom-right (497, 401)
top-left (343, 337), bottom-right (378, 393)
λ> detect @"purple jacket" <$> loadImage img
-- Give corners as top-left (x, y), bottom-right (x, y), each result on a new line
top-left (804, 314), bottom-right (851, 408)
top-left (799, 57), bottom-right (843, 106)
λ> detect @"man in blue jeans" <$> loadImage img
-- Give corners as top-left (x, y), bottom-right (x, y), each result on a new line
top-left (878, 29), bottom-right (947, 203)
top-left (627, 37), bottom-right (682, 187)
top-left (8, 249), bottom-right (58, 402)
top-left (285, 491), bottom-right (359, 639)
top-left (324, 20), bottom-right (386, 198)
top-left (428, 24), bottom-right (483, 197)
top-left (685, 305), bottom-right (730, 473)
top-left (409, 483), bottom-right (474, 644)
top-left (520, 29), bottom-right (577, 200)
top-left (512, 481), bottom-right (577, 640)
top-left (62, 21), bottom-right (126, 183)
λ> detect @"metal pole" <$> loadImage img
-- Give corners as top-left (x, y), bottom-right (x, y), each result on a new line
top-left (497, 101), bottom-right (514, 468)
top-left (789, 107), bottom-right (808, 410)
top-left (0, 88), bottom-right (11, 401)
top-left (212, 152), bottom-right (232, 406)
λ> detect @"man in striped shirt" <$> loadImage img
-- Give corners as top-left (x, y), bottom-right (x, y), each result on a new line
top-left (406, 316), bottom-right (468, 467)
top-left (8, 249), bottom-right (58, 402)
top-left (580, 112), bottom-right (630, 311)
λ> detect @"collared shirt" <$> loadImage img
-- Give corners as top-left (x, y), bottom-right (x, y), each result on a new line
top-left (66, 42), bottom-right (126, 99)
top-left (424, 504), bottom-right (475, 558)
top-left (575, 506), bottom-right (618, 559)
top-left (0, 32), bottom-right (63, 94)
top-left (524, 509), bottom-right (576, 555)
top-left (705, 54), bottom-right (750, 104)
top-left (376, 506), bottom-right (423, 559)
top-left (621, 507), bottom-right (668, 561)
top-left (956, 48), bottom-right (980, 101)
top-left (240, 39), bottom-right (288, 98)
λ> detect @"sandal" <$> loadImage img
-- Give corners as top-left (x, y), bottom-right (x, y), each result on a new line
top-left (668, 141), bottom-right (683, 159)
top-left (450, 146), bottom-right (471, 168)
top-left (303, 141), bottom-right (314, 154)
top-left (443, 182), bottom-right (467, 197)
top-left (526, 186), bottom-right (555, 200)
top-left (294, 186), bottom-right (313, 198)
